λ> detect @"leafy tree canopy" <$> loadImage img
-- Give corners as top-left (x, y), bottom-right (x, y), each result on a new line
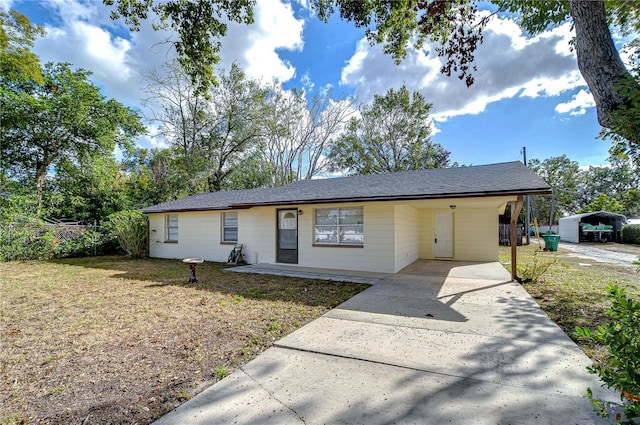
top-left (104, 0), bottom-right (254, 93)
top-left (528, 155), bottom-right (582, 225)
top-left (106, 0), bottom-right (640, 144)
top-left (0, 9), bottom-right (45, 84)
top-left (329, 85), bottom-right (449, 175)
top-left (1, 62), bottom-right (146, 214)
top-left (314, 0), bottom-right (640, 144)
top-left (579, 193), bottom-right (626, 215)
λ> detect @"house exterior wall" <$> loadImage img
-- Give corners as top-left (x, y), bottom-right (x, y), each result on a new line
top-left (297, 202), bottom-right (395, 273)
top-left (419, 210), bottom-right (435, 259)
top-left (148, 210), bottom-right (239, 261)
top-left (453, 208), bottom-right (499, 261)
top-left (147, 196), bottom-right (512, 273)
top-left (394, 205), bottom-right (420, 272)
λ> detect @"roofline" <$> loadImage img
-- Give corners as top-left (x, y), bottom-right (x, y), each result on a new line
top-left (142, 187), bottom-right (551, 213)
top-left (559, 210), bottom-right (628, 220)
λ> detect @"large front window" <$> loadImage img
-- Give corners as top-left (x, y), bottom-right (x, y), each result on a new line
top-left (222, 212), bottom-right (238, 243)
top-left (314, 207), bottom-right (364, 246)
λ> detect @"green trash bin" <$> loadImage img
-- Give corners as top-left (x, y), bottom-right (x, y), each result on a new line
top-left (543, 233), bottom-right (560, 251)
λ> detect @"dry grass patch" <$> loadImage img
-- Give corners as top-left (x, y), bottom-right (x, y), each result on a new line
top-left (0, 256), bottom-right (368, 424)
top-left (500, 243), bottom-right (639, 360)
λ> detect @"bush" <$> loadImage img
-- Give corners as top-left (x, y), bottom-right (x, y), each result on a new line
top-left (622, 225), bottom-right (640, 244)
top-left (52, 230), bottom-right (103, 258)
top-left (517, 251), bottom-right (557, 283)
top-left (103, 210), bottom-right (148, 258)
top-left (575, 286), bottom-right (640, 424)
top-left (0, 221), bottom-right (56, 261)
top-left (0, 221), bottom-right (107, 261)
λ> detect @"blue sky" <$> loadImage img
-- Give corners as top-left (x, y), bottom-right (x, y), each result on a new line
top-left (7, 0), bottom-right (623, 167)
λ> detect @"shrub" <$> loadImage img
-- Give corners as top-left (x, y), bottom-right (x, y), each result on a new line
top-left (103, 210), bottom-right (148, 258)
top-left (622, 225), bottom-right (640, 244)
top-left (52, 229), bottom-right (103, 258)
top-left (0, 221), bottom-right (56, 261)
top-left (575, 286), bottom-right (640, 424)
top-left (517, 251), bottom-right (557, 283)
top-left (0, 221), bottom-right (106, 261)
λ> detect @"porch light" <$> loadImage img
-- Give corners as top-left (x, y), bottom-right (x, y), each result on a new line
top-left (449, 205), bottom-right (456, 209)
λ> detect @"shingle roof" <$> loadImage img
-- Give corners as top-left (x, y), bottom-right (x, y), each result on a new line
top-left (142, 161), bottom-right (551, 213)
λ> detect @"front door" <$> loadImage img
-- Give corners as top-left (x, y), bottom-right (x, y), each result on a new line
top-left (435, 212), bottom-right (454, 258)
top-left (277, 209), bottom-right (298, 264)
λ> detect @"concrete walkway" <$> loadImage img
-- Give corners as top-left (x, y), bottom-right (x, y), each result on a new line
top-left (155, 260), bottom-right (620, 424)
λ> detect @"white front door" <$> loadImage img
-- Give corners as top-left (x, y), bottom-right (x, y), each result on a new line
top-left (435, 213), bottom-right (454, 258)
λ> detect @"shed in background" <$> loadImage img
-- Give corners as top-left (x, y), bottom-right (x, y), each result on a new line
top-left (558, 211), bottom-right (627, 243)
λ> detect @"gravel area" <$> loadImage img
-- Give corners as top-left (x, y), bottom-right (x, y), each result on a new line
top-left (556, 241), bottom-right (640, 267)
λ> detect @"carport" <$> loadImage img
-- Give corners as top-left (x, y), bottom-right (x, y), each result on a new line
top-left (558, 210), bottom-right (627, 243)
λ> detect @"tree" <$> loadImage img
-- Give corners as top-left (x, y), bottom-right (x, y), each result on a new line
top-left (201, 63), bottom-right (267, 191)
top-left (528, 155), bottom-right (582, 225)
top-left (105, 0), bottom-right (254, 93)
top-left (261, 85), bottom-right (355, 185)
top-left (107, 1), bottom-right (640, 145)
top-left (578, 193), bottom-right (625, 215)
top-left (0, 9), bottom-right (45, 84)
top-left (1, 62), bottom-right (145, 214)
top-left (329, 85), bottom-right (449, 175)
top-left (314, 0), bottom-right (640, 145)
top-left (143, 62), bottom-right (268, 192)
top-left (49, 154), bottom-right (133, 221)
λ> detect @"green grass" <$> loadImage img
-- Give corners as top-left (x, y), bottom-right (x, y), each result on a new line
top-left (500, 243), bottom-right (640, 360)
top-left (0, 256), bottom-right (368, 425)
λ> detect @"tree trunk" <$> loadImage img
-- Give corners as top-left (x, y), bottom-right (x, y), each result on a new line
top-left (569, 0), bottom-right (638, 143)
top-left (35, 163), bottom-right (46, 216)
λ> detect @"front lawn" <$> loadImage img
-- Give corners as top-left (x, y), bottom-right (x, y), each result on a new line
top-left (500, 243), bottom-right (640, 360)
top-left (0, 257), bottom-right (368, 424)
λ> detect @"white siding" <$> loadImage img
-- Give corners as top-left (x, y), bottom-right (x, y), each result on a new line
top-left (146, 195), bottom-right (513, 273)
top-left (297, 202), bottom-right (395, 273)
top-left (453, 208), bottom-right (499, 261)
top-left (394, 205), bottom-right (419, 272)
top-left (240, 206), bottom-right (276, 264)
top-left (148, 211), bottom-right (248, 262)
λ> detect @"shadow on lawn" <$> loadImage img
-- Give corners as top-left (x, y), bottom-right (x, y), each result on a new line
top-left (50, 255), bottom-right (369, 307)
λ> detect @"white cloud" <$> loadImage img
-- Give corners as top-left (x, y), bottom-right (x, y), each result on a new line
top-left (220, 0), bottom-right (304, 83)
top-left (555, 89), bottom-right (595, 116)
top-left (340, 16), bottom-right (587, 123)
top-left (21, 0), bottom-right (307, 149)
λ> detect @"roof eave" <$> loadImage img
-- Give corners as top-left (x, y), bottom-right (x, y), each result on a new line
top-left (141, 187), bottom-right (552, 213)
top-left (228, 188), bottom-right (552, 208)
top-left (141, 206), bottom-right (246, 214)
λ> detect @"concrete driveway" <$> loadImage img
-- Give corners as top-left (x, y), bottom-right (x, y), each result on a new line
top-left (154, 261), bottom-right (619, 424)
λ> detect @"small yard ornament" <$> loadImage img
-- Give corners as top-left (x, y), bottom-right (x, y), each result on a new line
top-left (182, 258), bottom-right (204, 283)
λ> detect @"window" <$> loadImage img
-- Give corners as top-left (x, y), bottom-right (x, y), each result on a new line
top-left (222, 212), bottom-right (238, 243)
top-left (166, 214), bottom-right (178, 242)
top-left (314, 207), bottom-right (363, 246)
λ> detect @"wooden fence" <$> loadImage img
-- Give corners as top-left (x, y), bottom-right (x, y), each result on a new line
top-left (499, 223), bottom-right (524, 246)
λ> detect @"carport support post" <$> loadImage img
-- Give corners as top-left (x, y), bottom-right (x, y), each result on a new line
top-left (510, 195), bottom-right (524, 281)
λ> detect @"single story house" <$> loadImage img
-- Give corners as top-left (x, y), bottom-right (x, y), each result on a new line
top-left (142, 161), bottom-right (550, 276)
top-left (558, 211), bottom-right (627, 243)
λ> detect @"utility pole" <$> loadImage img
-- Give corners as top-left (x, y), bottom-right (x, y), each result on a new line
top-left (523, 147), bottom-right (530, 244)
